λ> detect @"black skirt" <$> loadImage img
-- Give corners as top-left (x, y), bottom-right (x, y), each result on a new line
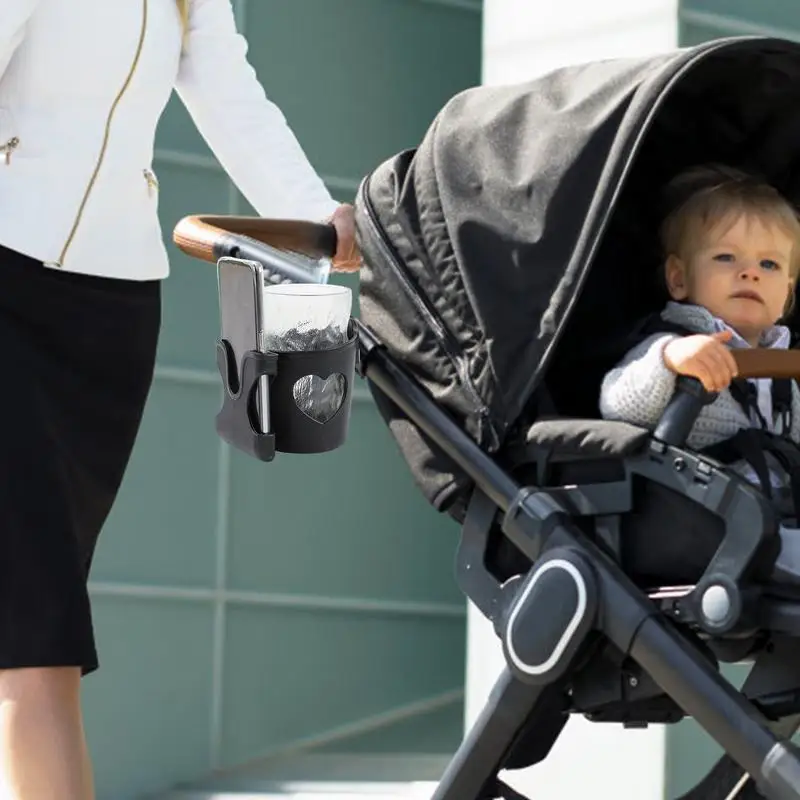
top-left (0, 245), bottom-right (161, 674)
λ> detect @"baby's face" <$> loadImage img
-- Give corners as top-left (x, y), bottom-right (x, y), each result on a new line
top-left (666, 213), bottom-right (794, 345)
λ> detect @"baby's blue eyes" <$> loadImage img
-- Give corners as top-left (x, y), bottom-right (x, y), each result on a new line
top-left (712, 253), bottom-right (781, 271)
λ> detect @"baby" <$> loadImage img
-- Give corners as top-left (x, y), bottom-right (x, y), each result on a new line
top-left (600, 164), bottom-right (800, 508)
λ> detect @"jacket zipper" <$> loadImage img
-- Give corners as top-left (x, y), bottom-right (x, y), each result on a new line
top-left (359, 175), bottom-right (498, 449)
top-left (0, 137), bottom-right (19, 165)
top-left (143, 167), bottom-right (159, 196)
top-left (47, 0), bottom-right (149, 268)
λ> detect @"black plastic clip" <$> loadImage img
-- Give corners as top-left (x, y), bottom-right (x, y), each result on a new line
top-left (216, 340), bottom-right (277, 462)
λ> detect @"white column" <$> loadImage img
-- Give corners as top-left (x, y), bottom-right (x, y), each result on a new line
top-left (466, 2), bottom-right (678, 798)
top-left (483, 0), bottom-right (679, 86)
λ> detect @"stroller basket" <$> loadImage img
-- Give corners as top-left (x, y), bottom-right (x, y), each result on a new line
top-left (174, 34), bottom-right (800, 800)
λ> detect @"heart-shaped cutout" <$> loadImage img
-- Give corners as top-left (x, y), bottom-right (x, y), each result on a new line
top-left (292, 373), bottom-right (346, 424)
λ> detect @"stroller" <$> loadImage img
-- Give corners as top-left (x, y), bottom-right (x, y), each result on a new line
top-left (175, 35), bottom-right (800, 800)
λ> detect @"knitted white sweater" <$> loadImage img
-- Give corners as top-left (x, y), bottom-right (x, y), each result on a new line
top-left (599, 302), bottom-right (800, 451)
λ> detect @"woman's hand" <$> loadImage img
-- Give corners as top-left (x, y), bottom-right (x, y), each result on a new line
top-left (328, 203), bottom-right (361, 273)
top-left (662, 330), bottom-right (739, 392)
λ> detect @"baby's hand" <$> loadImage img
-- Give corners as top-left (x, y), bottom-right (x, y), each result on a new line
top-left (662, 331), bottom-right (739, 393)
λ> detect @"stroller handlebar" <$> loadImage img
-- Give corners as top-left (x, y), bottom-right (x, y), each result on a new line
top-left (172, 215), bottom-right (338, 265)
top-left (732, 349), bottom-right (800, 380)
top-left (653, 377), bottom-right (716, 447)
top-left (654, 349), bottom-right (800, 447)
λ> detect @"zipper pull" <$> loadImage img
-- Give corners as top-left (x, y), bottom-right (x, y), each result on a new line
top-left (143, 168), bottom-right (159, 196)
top-left (0, 137), bottom-right (20, 165)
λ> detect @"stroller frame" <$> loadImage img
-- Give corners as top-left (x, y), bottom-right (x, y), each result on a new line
top-left (357, 324), bottom-right (800, 800)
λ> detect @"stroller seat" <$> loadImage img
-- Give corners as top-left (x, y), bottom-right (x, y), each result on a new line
top-left (522, 418), bottom-right (800, 592)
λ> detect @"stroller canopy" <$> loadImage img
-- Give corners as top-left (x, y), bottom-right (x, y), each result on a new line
top-left (358, 36), bottom-right (800, 453)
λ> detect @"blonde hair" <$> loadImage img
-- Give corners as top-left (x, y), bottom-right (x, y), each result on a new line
top-left (660, 164), bottom-right (800, 280)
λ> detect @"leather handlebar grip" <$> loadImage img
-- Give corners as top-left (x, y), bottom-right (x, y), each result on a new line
top-left (731, 349), bottom-right (800, 379)
top-left (172, 215), bottom-right (338, 263)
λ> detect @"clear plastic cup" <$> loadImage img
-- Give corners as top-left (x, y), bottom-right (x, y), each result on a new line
top-left (261, 284), bottom-right (353, 424)
top-left (261, 284), bottom-right (352, 353)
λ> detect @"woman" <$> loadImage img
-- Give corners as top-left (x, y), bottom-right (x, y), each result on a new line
top-left (0, 1), bottom-right (359, 797)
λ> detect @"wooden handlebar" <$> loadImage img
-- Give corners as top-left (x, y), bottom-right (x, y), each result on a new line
top-left (731, 349), bottom-right (800, 379)
top-left (172, 215), bottom-right (338, 263)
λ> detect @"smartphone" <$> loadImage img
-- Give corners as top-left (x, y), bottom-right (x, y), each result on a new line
top-left (217, 257), bottom-right (270, 434)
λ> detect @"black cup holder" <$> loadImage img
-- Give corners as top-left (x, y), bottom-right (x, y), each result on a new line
top-left (215, 320), bottom-right (358, 460)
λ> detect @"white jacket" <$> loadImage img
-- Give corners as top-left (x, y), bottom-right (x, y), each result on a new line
top-left (0, 0), bottom-right (339, 280)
